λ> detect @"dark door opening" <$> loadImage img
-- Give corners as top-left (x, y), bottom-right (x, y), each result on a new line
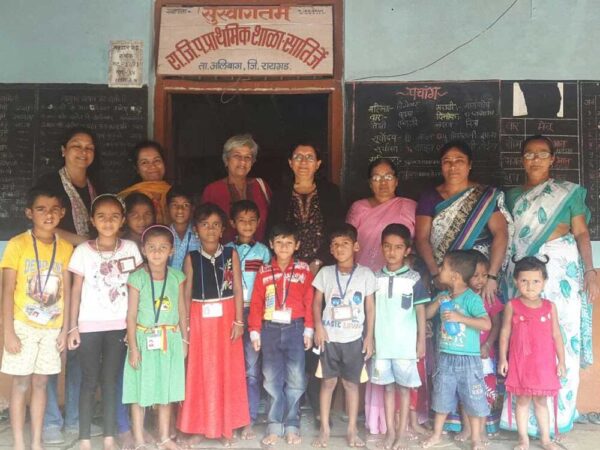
top-left (171, 93), bottom-right (329, 196)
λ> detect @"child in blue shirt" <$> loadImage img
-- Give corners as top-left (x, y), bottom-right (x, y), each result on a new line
top-left (225, 200), bottom-right (271, 439)
top-left (423, 250), bottom-right (491, 450)
top-left (167, 186), bottom-right (199, 270)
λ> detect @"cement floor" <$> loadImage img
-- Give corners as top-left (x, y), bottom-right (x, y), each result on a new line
top-left (0, 411), bottom-right (598, 450)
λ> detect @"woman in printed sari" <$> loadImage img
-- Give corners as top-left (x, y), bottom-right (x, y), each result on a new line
top-left (346, 158), bottom-right (416, 436)
top-left (118, 141), bottom-right (171, 224)
top-left (414, 140), bottom-right (510, 436)
top-left (415, 140), bottom-right (510, 301)
top-left (500, 135), bottom-right (598, 438)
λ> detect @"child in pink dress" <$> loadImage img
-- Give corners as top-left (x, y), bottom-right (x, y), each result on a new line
top-left (498, 256), bottom-right (565, 450)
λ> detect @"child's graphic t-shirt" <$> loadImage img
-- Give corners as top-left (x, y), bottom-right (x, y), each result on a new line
top-left (0, 231), bottom-right (73, 329)
top-left (69, 239), bottom-right (142, 332)
top-left (374, 266), bottom-right (430, 359)
top-left (312, 264), bottom-right (377, 344)
top-left (437, 288), bottom-right (488, 356)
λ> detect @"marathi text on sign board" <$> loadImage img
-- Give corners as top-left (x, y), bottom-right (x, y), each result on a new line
top-left (157, 6), bottom-right (333, 76)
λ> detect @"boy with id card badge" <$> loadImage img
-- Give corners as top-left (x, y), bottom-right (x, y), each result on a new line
top-left (248, 224), bottom-right (315, 446)
top-left (312, 224), bottom-right (376, 448)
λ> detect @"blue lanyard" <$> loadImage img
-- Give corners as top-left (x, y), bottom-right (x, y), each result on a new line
top-left (149, 266), bottom-right (168, 325)
top-left (335, 265), bottom-right (356, 303)
top-left (199, 245), bottom-right (225, 300)
top-left (31, 232), bottom-right (57, 296)
top-left (270, 261), bottom-right (296, 309)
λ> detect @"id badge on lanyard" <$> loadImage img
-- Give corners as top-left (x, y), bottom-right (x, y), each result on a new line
top-left (271, 264), bottom-right (295, 324)
top-left (147, 267), bottom-right (168, 351)
top-left (332, 305), bottom-right (353, 321)
top-left (333, 266), bottom-right (356, 321)
top-left (202, 302), bottom-right (223, 318)
top-left (146, 330), bottom-right (162, 350)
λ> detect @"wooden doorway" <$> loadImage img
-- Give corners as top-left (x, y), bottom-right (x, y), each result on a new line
top-left (153, 0), bottom-right (344, 190)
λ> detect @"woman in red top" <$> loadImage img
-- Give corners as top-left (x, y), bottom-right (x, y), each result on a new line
top-left (201, 134), bottom-right (271, 242)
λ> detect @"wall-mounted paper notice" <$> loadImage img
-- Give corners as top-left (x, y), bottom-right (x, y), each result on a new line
top-left (109, 40), bottom-right (143, 88)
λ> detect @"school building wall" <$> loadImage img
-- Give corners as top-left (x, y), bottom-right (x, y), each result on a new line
top-left (1, 0), bottom-right (600, 410)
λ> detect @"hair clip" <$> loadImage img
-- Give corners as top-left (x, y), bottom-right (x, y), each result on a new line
top-left (141, 224), bottom-right (175, 243)
top-left (91, 193), bottom-right (126, 211)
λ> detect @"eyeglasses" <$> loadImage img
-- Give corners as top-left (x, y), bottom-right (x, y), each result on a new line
top-left (229, 153), bottom-right (253, 163)
top-left (291, 154), bottom-right (316, 163)
top-left (370, 174), bottom-right (396, 182)
top-left (523, 151), bottom-right (552, 160)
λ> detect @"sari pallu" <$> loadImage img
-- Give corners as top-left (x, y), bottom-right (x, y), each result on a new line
top-left (500, 179), bottom-right (593, 436)
top-left (430, 185), bottom-right (509, 265)
top-left (118, 180), bottom-right (171, 224)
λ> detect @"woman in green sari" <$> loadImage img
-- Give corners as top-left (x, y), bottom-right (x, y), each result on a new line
top-left (500, 134), bottom-right (599, 438)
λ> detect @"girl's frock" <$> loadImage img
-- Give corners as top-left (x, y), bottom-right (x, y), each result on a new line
top-left (177, 246), bottom-right (249, 439)
top-left (122, 267), bottom-right (186, 406)
top-left (505, 298), bottom-right (560, 396)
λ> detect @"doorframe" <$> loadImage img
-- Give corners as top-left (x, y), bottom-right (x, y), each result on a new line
top-left (153, 0), bottom-right (344, 183)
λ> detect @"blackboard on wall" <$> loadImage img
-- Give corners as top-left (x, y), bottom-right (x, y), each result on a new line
top-left (0, 84), bottom-right (147, 240)
top-left (344, 80), bottom-right (600, 240)
top-left (344, 81), bottom-right (501, 202)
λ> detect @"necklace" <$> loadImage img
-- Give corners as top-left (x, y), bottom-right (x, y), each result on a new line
top-left (95, 238), bottom-right (119, 261)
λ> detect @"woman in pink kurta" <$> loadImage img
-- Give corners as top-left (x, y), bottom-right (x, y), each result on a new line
top-left (346, 158), bottom-right (416, 435)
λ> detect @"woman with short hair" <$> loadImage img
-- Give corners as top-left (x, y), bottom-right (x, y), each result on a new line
top-left (201, 134), bottom-right (271, 242)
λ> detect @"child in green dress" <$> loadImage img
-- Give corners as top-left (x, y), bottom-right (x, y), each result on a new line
top-left (123, 225), bottom-right (188, 450)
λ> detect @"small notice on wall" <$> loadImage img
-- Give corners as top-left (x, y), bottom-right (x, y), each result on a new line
top-left (157, 6), bottom-right (333, 76)
top-left (109, 40), bottom-right (143, 88)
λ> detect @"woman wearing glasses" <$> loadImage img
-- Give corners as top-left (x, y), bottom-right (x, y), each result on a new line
top-left (201, 134), bottom-right (272, 242)
top-left (346, 158), bottom-right (416, 271)
top-left (345, 158), bottom-right (416, 436)
top-left (267, 142), bottom-right (344, 274)
top-left (266, 142), bottom-right (344, 429)
top-left (500, 135), bottom-right (598, 438)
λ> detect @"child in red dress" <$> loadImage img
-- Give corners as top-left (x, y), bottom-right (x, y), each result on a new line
top-left (498, 256), bottom-right (565, 450)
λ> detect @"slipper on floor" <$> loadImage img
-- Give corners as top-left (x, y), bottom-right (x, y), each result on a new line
top-left (574, 413), bottom-right (589, 424)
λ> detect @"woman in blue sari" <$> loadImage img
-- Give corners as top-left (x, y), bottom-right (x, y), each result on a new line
top-left (415, 140), bottom-right (511, 437)
top-left (500, 135), bottom-right (598, 439)
top-left (416, 140), bottom-right (511, 302)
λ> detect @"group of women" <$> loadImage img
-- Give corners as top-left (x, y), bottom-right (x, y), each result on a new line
top-left (37, 128), bottom-right (598, 441)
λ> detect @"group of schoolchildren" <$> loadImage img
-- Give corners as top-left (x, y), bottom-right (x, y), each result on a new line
top-left (2, 184), bottom-right (564, 450)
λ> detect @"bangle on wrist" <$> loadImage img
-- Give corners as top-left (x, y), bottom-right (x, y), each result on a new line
top-left (233, 320), bottom-right (244, 327)
top-left (584, 269), bottom-right (596, 276)
top-left (182, 339), bottom-right (189, 344)
top-left (487, 274), bottom-right (498, 281)
top-left (67, 326), bottom-right (78, 334)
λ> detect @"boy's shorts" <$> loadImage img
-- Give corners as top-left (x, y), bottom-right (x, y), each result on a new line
top-left (1, 320), bottom-right (61, 376)
top-left (370, 357), bottom-right (422, 388)
top-left (320, 338), bottom-right (364, 384)
top-left (432, 353), bottom-right (490, 417)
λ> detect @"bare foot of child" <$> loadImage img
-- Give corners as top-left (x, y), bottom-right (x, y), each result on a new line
top-left (157, 437), bottom-right (182, 450)
top-left (240, 424), bottom-right (256, 440)
top-left (377, 429), bottom-right (395, 449)
top-left (471, 440), bottom-right (487, 450)
top-left (410, 422), bottom-right (431, 436)
top-left (347, 431), bottom-right (365, 448)
top-left (118, 430), bottom-right (136, 450)
top-left (392, 437), bottom-right (409, 450)
top-left (79, 439), bottom-right (92, 450)
top-left (103, 436), bottom-right (119, 450)
top-left (540, 441), bottom-right (559, 450)
top-left (30, 442), bottom-right (45, 450)
top-left (178, 433), bottom-right (203, 448)
top-left (286, 432), bottom-right (302, 445)
top-left (261, 433), bottom-right (279, 447)
top-left (454, 429), bottom-right (471, 442)
top-left (312, 430), bottom-right (329, 448)
top-left (512, 439), bottom-right (529, 450)
top-left (421, 435), bottom-right (442, 448)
